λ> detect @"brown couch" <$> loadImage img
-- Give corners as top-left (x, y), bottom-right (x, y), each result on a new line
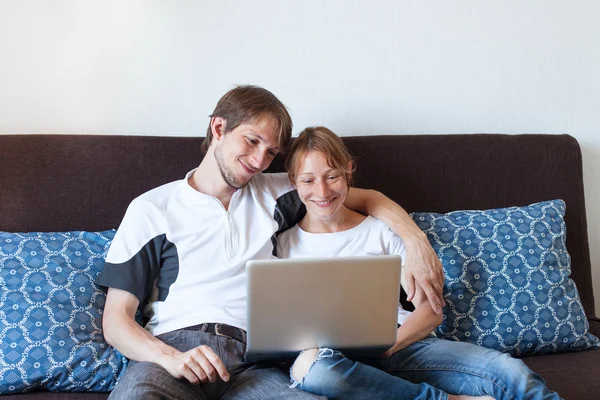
top-left (1, 133), bottom-right (599, 399)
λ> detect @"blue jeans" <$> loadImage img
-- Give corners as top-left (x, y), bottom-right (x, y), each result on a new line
top-left (109, 329), bottom-right (325, 400)
top-left (290, 337), bottom-right (563, 400)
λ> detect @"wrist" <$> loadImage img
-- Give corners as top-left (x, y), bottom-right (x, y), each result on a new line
top-left (156, 343), bottom-right (181, 369)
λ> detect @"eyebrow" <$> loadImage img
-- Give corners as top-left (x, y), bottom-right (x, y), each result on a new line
top-left (298, 169), bottom-right (337, 176)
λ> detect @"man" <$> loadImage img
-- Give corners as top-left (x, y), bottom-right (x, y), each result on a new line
top-left (96, 85), bottom-right (444, 399)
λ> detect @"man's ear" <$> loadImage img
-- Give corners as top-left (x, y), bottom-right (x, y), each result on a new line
top-left (210, 117), bottom-right (227, 141)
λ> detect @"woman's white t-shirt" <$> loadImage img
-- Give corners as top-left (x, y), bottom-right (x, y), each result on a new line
top-left (276, 216), bottom-right (412, 324)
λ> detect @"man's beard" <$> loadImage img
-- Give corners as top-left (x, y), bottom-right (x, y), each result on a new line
top-left (214, 145), bottom-right (248, 189)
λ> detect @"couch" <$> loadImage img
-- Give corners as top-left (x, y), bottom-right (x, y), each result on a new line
top-left (1, 133), bottom-right (599, 399)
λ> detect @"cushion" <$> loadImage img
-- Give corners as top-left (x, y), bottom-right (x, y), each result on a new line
top-left (0, 230), bottom-right (127, 393)
top-left (412, 199), bottom-right (600, 356)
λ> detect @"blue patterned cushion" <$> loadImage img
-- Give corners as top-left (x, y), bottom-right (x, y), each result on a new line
top-left (0, 231), bottom-right (127, 393)
top-left (412, 200), bottom-right (600, 356)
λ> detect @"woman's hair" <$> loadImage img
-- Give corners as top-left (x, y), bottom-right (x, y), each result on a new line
top-left (286, 126), bottom-right (356, 186)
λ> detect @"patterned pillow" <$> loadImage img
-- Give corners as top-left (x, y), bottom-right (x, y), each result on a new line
top-left (0, 230), bottom-right (127, 393)
top-left (412, 200), bottom-right (600, 356)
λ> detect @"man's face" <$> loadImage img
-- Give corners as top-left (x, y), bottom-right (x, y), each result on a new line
top-left (213, 116), bottom-right (280, 189)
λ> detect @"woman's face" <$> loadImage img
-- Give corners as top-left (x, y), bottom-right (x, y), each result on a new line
top-left (294, 150), bottom-right (349, 222)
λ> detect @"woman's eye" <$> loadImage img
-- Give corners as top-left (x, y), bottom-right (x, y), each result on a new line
top-left (247, 138), bottom-right (258, 145)
top-left (268, 150), bottom-right (277, 157)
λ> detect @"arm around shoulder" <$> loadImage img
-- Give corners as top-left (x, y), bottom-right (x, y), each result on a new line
top-left (345, 187), bottom-right (446, 314)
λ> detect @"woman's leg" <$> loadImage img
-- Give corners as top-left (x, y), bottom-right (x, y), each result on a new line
top-left (375, 337), bottom-right (562, 400)
top-left (290, 348), bottom-right (493, 400)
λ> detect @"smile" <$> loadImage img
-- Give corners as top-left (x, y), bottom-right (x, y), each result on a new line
top-left (312, 199), bottom-right (335, 207)
top-left (240, 161), bottom-right (256, 175)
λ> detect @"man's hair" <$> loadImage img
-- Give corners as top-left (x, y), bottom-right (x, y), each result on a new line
top-left (286, 126), bottom-right (356, 186)
top-left (202, 85), bottom-right (293, 153)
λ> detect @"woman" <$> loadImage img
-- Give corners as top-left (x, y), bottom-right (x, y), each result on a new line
top-left (276, 126), bottom-right (562, 400)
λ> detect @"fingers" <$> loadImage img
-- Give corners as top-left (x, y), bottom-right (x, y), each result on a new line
top-left (195, 348), bottom-right (218, 383)
top-left (179, 361), bottom-right (207, 385)
top-left (176, 345), bottom-right (230, 384)
top-left (403, 271), bottom-right (416, 302)
top-left (199, 345), bottom-right (230, 382)
top-left (423, 283), bottom-right (444, 315)
top-left (403, 257), bottom-right (445, 313)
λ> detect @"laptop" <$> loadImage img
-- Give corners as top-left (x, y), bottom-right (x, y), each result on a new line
top-left (245, 255), bottom-right (402, 362)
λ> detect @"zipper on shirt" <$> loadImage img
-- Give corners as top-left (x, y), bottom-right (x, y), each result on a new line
top-left (224, 209), bottom-right (238, 259)
top-left (212, 193), bottom-right (239, 259)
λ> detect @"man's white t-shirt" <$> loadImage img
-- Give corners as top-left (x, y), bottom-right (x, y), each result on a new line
top-left (276, 215), bottom-right (412, 325)
top-left (96, 170), bottom-right (303, 335)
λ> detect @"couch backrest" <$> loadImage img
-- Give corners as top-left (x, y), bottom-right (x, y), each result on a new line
top-left (0, 134), bottom-right (594, 316)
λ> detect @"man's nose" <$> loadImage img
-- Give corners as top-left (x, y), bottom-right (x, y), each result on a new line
top-left (251, 150), bottom-right (269, 171)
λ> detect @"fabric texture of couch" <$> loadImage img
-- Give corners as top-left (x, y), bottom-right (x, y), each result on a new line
top-left (1, 133), bottom-right (598, 399)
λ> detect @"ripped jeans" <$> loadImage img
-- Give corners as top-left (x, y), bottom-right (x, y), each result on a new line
top-left (290, 337), bottom-right (562, 400)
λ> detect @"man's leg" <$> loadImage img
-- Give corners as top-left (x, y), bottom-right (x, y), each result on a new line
top-left (222, 362), bottom-right (327, 400)
top-left (109, 359), bottom-right (206, 400)
top-left (109, 329), bottom-right (239, 400)
top-left (376, 337), bottom-right (562, 400)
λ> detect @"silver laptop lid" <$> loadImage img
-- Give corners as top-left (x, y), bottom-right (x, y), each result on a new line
top-left (245, 255), bottom-right (401, 361)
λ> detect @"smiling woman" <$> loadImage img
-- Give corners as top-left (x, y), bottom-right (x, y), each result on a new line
top-left (276, 126), bottom-right (562, 400)
top-left (286, 126), bottom-right (361, 233)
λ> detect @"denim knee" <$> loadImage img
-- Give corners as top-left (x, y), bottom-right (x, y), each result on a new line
top-left (289, 348), bottom-right (343, 389)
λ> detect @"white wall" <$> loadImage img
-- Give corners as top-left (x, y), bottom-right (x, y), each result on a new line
top-left (1, 1), bottom-right (599, 311)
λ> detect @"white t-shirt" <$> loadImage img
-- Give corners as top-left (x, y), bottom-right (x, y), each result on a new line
top-left (276, 215), bottom-right (412, 325)
top-left (96, 170), bottom-right (302, 335)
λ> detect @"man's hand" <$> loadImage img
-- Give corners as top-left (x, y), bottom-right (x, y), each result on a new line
top-left (342, 188), bottom-right (446, 313)
top-left (162, 345), bottom-right (230, 384)
top-left (103, 289), bottom-right (230, 384)
top-left (402, 233), bottom-right (445, 314)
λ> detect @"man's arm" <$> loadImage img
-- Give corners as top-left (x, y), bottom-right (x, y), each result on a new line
top-left (102, 288), bottom-right (230, 384)
top-left (344, 188), bottom-right (445, 314)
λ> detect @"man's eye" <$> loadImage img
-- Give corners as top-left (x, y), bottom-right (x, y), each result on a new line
top-left (328, 175), bottom-right (339, 180)
top-left (247, 138), bottom-right (258, 145)
top-left (302, 180), bottom-right (313, 184)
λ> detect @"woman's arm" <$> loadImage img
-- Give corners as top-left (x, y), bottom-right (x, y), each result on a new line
top-left (382, 284), bottom-right (443, 357)
top-left (345, 187), bottom-right (445, 313)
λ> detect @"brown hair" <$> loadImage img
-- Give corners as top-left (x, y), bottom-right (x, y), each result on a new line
top-left (202, 85), bottom-right (293, 153)
top-left (287, 126), bottom-right (356, 186)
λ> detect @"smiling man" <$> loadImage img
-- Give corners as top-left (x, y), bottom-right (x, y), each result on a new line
top-left (96, 85), bottom-right (444, 400)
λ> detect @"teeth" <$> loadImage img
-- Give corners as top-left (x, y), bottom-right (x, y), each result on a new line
top-left (314, 200), bottom-right (331, 205)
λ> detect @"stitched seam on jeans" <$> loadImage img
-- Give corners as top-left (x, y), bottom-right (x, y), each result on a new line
top-left (390, 367), bottom-right (510, 399)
